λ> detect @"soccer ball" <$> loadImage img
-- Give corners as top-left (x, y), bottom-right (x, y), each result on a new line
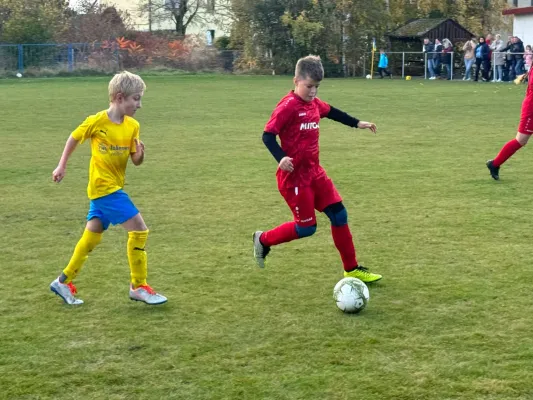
top-left (16, 72), bottom-right (22, 78)
top-left (333, 277), bottom-right (369, 313)
top-left (405, 75), bottom-right (412, 81)
top-left (365, 74), bottom-right (372, 79)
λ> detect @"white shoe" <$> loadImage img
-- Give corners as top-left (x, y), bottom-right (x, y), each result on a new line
top-left (429, 77), bottom-right (436, 80)
top-left (497, 79), bottom-right (502, 82)
top-left (50, 278), bottom-right (84, 305)
top-left (253, 231), bottom-right (270, 268)
top-left (129, 284), bottom-right (167, 305)
top-left (462, 77), bottom-right (466, 81)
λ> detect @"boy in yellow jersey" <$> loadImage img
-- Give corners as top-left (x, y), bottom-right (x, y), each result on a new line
top-left (49, 71), bottom-right (167, 305)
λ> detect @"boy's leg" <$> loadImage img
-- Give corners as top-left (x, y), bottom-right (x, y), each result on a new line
top-left (315, 175), bottom-right (382, 282)
top-left (50, 208), bottom-right (106, 305)
top-left (253, 186), bottom-right (316, 268)
top-left (122, 213), bottom-right (167, 305)
top-left (61, 218), bottom-right (104, 283)
top-left (487, 109), bottom-right (533, 179)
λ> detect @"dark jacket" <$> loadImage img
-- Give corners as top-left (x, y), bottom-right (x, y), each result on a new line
top-left (433, 43), bottom-right (443, 60)
top-left (475, 42), bottom-right (490, 60)
top-left (500, 40), bottom-right (525, 60)
top-left (441, 47), bottom-right (453, 64)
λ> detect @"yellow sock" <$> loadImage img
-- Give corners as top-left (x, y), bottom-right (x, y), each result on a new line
top-left (62, 229), bottom-right (102, 283)
top-left (128, 230), bottom-right (149, 288)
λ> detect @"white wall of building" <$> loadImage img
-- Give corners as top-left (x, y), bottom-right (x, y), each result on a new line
top-left (514, 14), bottom-right (533, 46)
top-left (508, 0), bottom-right (533, 7)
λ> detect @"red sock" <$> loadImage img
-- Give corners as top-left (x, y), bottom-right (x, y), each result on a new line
top-left (331, 225), bottom-right (358, 271)
top-left (261, 222), bottom-right (299, 247)
top-left (493, 139), bottom-right (523, 167)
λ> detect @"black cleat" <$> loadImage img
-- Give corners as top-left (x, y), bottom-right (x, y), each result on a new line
top-left (486, 159), bottom-right (500, 180)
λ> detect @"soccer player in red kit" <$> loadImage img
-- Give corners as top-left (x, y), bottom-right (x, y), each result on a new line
top-left (252, 55), bottom-right (382, 283)
top-left (487, 68), bottom-right (533, 180)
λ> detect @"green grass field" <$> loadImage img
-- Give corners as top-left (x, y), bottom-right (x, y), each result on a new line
top-left (2, 75), bottom-right (533, 399)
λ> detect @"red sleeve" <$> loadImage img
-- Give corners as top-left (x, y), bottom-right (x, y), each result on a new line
top-left (264, 102), bottom-right (293, 135)
top-left (315, 97), bottom-right (331, 118)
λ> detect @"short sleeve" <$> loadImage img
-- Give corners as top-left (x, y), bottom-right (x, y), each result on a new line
top-left (315, 97), bottom-right (331, 118)
top-left (264, 104), bottom-right (293, 135)
top-left (71, 115), bottom-right (96, 144)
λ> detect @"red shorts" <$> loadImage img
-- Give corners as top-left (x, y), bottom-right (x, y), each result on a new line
top-left (519, 103), bottom-right (533, 134)
top-left (279, 174), bottom-right (342, 227)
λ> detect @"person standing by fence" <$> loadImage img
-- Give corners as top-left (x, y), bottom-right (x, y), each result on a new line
top-left (463, 38), bottom-right (476, 81)
top-left (423, 38), bottom-right (436, 79)
top-left (378, 49), bottom-right (392, 79)
top-left (441, 39), bottom-right (453, 80)
top-left (474, 37), bottom-right (490, 82)
top-left (491, 34), bottom-right (506, 82)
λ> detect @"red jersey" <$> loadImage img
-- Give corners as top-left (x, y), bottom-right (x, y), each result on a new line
top-left (265, 91), bottom-right (331, 187)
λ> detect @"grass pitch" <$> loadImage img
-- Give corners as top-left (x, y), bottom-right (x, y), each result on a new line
top-left (1, 75), bottom-right (533, 399)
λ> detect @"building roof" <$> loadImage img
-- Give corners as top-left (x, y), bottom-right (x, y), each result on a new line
top-left (387, 18), bottom-right (448, 38)
top-left (503, 6), bottom-right (533, 15)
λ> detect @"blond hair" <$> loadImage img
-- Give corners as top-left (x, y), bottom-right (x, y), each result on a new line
top-left (108, 71), bottom-right (146, 101)
top-left (295, 55), bottom-right (324, 81)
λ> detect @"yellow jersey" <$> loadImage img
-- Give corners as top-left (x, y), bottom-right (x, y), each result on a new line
top-left (72, 110), bottom-right (140, 199)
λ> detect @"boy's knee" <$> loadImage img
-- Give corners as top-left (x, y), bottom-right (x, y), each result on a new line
top-left (324, 202), bottom-right (348, 226)
top-left (295, 224), bottom-right (317, 238)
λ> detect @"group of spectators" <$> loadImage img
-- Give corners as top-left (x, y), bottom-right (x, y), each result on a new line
top-left (422, 35), bottom-right (532, 82)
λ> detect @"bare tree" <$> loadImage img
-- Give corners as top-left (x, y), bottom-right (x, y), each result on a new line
top-left (138, 0), bottom-right (233, 35)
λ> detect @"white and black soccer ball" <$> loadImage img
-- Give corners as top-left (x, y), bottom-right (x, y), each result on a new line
top-left (365, 74), bottom-right (372, 79)
top-left (333, 277), bottom-right (369, 313)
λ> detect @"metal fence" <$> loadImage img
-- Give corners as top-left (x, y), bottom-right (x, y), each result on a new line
top-left (0, 43), bottom-right (242, 76)
top-left (1, 44), bottom-right (530, 79)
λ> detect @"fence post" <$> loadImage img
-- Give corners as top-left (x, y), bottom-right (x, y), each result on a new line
top-left (17, 44), bottom-right (23, 73)
top-left (424, 52), bottom-right (427, 79)
top-left (68, 44), bottom-right (74, 72)
top-left (402, 52), bottom-right (405, 78)
top-left (451, 52), bottom-right (454, 81)
top-left (363, 54), bottom-right (366, 77)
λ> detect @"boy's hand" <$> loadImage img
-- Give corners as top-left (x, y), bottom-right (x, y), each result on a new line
top-left (135, 138), bottom-right (145, 154)
top-left (52, 166), bottom-right (66, 183)
top-left (279, 157), bottom-right (294, 172)
top-left (357, 121), bottom-right (377, 133)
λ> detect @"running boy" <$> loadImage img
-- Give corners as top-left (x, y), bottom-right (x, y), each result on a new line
top-left (253, 55), bottom-right (383, 282)
top-left (50, 71), bottom-right (167, 305)
top-left (487, 65), bottom-right (533, 180)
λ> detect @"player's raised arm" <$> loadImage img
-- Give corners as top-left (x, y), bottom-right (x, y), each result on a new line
top-left (52, 135), bottom-right (79, 183)
top-left (326, 106), bottom-right (377, 133)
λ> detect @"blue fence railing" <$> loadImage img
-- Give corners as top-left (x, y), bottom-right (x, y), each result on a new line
top-left (0, 43), bottom-right (119, 73)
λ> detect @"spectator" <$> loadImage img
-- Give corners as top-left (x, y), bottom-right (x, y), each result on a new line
top-left (423, 38), bottom-right (436, 79)
top-left (491, 34), bottom-right (506, 82)
top-left (463, 37), bottom-right (476, 81)
top-left (377, 49), bottom-right (392, 79)
top-left (474, 36), bottom-right (490, 82)
top-left (486, 34), bottom-right (493, 80)
top-left (441, 38), bottom-right (453, 80)
top-left (433, 39), bottom-right (443, 79)
top-left (503, 35), bottom-right (513, 82)
top-left (524, 44), bottom-right (532, 73)
top-left (501, 36), bottom-right (525, 80)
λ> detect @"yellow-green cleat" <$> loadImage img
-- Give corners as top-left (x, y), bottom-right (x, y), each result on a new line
top-left (344, 266), bottom-right (382, 283)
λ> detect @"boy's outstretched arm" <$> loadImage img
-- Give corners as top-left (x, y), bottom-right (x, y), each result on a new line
top-left (53, 135), bottom-right (79, 183)
top-left (262, 132), bottom-right (294, 172)
top-left (327, 106), bottom-right (377, 133)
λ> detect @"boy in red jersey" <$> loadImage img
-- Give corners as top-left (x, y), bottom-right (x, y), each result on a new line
top-left (487, 67), bottom-right (533, 179)
top-left (253, 55), bottom-right (382, 282)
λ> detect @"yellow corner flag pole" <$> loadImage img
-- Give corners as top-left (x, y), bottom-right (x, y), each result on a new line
top-left (370, 38), bottom-right (376, 79)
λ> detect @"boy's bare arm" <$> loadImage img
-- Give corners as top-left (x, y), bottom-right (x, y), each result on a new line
top-left (53, 135), bottom-right (79, 183)
top-left (131, 138), bottom-right (145, 166)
